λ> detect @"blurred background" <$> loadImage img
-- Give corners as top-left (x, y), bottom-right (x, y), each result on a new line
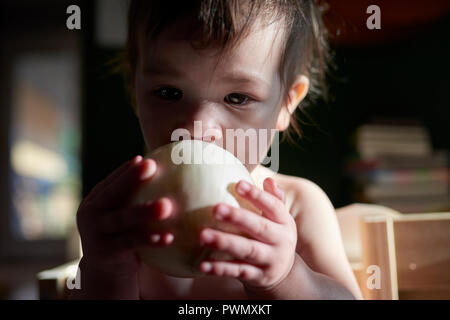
top-left (0, 0), bottom-right (449, 299)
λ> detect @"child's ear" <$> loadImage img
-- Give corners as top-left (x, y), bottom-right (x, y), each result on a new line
top-left (276, 75), bottom-right (309, 131)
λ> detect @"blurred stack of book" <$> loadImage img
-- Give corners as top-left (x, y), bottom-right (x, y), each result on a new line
top-left (347, 124), bottom-right (450, 213)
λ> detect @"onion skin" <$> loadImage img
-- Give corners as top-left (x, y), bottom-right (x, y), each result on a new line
top-left (132, 140), bottom-right (260, 278)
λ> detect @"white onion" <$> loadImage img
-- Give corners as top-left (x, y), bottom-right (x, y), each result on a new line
top-left (132, 140), bottom-right (260, 277)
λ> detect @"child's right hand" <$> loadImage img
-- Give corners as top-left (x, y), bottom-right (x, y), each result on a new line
top-left (76, 156), bottom-right (175, 278)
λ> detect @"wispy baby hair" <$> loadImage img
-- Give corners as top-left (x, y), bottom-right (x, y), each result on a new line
top-left (117, 0), bottom-right (329, 143)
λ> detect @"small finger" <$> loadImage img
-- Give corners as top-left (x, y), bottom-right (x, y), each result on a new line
top-left (108, 229), bottom-right (174, 253)
top-left (200, 260), bottom-right (263, 282)
top-left (200, 228), bottom-right (271, 265)
top-left (97, 198), bottom-right (174, 234)
top-left (213, 203), bottom-right (280, 244)
top-left (97, 158), bottom-right (157, 210)
top-left (263, 178), bottom-right (285, 203)
top-left (86, 156), bottom-right (143, 203)
top-left (235, 180), bottom-right (286, 223)
top-left (148, 232), bottom-right (175, 246)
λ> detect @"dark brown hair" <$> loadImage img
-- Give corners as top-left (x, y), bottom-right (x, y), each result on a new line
top-left (115, 0), bottom-right (329, 144)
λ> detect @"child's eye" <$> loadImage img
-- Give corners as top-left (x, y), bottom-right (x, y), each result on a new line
top-left (224, 93), bottom-right (252, 106)
top-left (152, 87), bottom-right (183, 101)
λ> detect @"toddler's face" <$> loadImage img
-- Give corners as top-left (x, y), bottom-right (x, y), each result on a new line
top-left (134, 17), bottom-right (288, 172)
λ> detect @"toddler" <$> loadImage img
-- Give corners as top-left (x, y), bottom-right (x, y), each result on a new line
top-left (71, 0), bottom-right (363, 300)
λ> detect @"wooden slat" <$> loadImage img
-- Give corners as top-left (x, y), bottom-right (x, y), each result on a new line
top-left (359, 215), bottom-right (398, 300)
top-left (351, 262), bottom-right (366, 294)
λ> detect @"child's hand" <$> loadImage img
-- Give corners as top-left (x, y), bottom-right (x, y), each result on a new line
top-left (198, 178), bottom-right (297, 291)
top-left (77, 156), bottom-right (175, 277)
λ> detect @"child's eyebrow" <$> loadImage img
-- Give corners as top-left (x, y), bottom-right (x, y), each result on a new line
top-left (143, 61), bottom-right (270, 91)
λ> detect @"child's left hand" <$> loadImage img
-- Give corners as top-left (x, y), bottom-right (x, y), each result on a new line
top-left (199, 178), bottom-right (298, 291)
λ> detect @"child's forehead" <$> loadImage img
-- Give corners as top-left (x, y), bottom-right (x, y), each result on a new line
top-left (140, 16), bottom-right (285, 76)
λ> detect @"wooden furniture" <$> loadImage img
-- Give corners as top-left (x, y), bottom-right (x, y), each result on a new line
top-left (337, 204), bottom-right (450, 299)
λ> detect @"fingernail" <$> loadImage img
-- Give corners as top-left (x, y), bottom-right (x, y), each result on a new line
top-left (140, 160), bottom-right (156, 180)
top-left (157, 198), bottom-right (173, 219)
top-left (214, 204), bottom-right (230, 220)
top-left (150, 234), bottom-right (160, 244)
top-left (201, 230), bottom-right (214, 244)
top-left (201, 262), bottom-right (212, 273)
top-left (163, 233), bottom-right (174, 245)
top-left (133, 155), bottom-right (143, 164)
top-left (237, 181), bottom-right (251, 194)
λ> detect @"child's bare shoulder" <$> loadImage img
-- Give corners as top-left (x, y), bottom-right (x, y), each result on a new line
top-left (272, 170), bottom-right (339, 246)
top-left (278, 171), bottom-right (326, 195)
top-left (252, 166), bottom-right (335, 220)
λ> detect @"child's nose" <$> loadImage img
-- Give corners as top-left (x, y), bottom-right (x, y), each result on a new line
top-left (177, 116), bottom-right (223, 142)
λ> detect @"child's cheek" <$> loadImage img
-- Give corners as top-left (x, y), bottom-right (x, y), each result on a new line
top-left (136, 107), bottom-right (170, 152)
